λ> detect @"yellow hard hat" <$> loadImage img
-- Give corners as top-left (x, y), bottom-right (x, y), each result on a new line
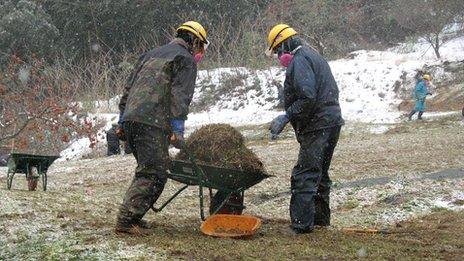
top-left (423, 74), bottom-right (431, 81)
top-left (266, 24), bottom-right (298, 54)
top-left (177, 21), bottom-right (209, 45)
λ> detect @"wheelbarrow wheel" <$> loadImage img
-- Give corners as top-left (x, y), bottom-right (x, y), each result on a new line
top-left (28, 178), bottom-right (38, 191)
top-left (7, 171), bottom-right (14, 190)
top-left (209, 191), bottom-right (244, 215)
top-left (27, 166), bottom-right (39, 191)
top-left (42, 173), bottom-right (47, 191)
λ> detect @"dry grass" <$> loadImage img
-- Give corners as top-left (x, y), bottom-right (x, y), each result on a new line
top-left (1, 115), bottom-right (463, 259)
top-left (93, 210), bottom-right (463, 260)
top-left (251, 114), bottom-right (464, 182)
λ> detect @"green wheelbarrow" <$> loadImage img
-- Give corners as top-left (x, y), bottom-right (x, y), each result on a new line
top-left (152, 157), bottom-right (271, 221)
top-left (6, 153), bottom-right (59, 191)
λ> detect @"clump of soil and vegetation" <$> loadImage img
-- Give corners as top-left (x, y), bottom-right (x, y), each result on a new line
top-left (176, 124), bottom-right (265, 174)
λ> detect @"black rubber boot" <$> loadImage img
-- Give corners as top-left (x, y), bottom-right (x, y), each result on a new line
top-left (418, 111), bottom-right (424, 120)
top-left (408, 110), bottom-right (416, 121)
top-left (314, 193), bottom-right (330, 227)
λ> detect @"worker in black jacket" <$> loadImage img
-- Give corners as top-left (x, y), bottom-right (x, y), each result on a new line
top-left (267, 24), bottom-right (344, 233)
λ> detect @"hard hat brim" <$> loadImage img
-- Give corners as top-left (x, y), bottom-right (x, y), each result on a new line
top-left (177, 25), bottom-right (209, 44)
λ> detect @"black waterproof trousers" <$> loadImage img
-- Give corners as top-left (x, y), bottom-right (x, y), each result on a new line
top-left (116, 121), bottom-right (169, 225)
top-left (290, 126), bottom-right (341, 232)
top-left (106, 127), bottom-right (121, 156)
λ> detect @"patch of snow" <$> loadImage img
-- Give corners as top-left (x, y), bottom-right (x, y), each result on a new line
top-left (391, 36), bottom-right (464, 61)
top-left (434, 192), bottom-right (464, 211)
top-left (369, 125), bottom-right (391, 134)
top-left (422, 111), bottom-right (461, 119)
top-left (191, 35), bottom-right (463, 125)
top-left (93, 97), bottom-right (121, 113)
top-left (186, 109), bottom-right (282, 128)
top-left (58, 113), bottom-right (118, 161)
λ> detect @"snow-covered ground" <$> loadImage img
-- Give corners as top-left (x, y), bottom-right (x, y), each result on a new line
top-left (61, 34), bottom-right (464, 160)
top-left (59, 113), bottom-right (118, 161)
top-left (191, 35), bottom-right (464, 125)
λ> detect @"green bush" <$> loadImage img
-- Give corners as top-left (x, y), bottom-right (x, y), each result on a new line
top-left (1, 0), bottom-right (457, 68)
top-left (0, 0), bottom-right (59, 64)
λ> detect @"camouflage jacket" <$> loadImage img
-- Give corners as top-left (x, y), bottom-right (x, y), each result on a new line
top-left (119, 38), bottom-right (197, 130)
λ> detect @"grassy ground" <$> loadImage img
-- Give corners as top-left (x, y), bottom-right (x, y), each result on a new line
top-left (115, 211), bottom-right (464, 260)
top-left (1, 114), bottom-right (463, 259)
top-left (249, 113), bottom-right (464, 181)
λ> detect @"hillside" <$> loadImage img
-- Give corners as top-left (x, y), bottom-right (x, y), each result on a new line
top-left (57, 34), bottom-right (464, 161)
top-left (189, 36), bottom-right (464, 125)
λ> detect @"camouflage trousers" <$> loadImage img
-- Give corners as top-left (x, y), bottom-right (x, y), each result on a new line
top-left (116, 121), bottom-right (170, 226)
top-left (290, 126), bottom-right (341, 232)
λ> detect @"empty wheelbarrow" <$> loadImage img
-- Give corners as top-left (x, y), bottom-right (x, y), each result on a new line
top-left (6, 153), bottom-right (59, 191)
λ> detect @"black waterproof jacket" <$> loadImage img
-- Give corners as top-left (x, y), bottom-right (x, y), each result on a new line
top-left (283, 46), bottom-right (344, 137)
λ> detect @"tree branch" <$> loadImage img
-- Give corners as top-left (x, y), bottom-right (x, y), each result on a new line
top-left (0, 116), bottom-right (36, 142)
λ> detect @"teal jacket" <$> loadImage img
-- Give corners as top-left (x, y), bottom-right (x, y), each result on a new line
top-left (413, 80), bottom-right (428, 100)
top-left (413, 80), bottom-right (428, 112)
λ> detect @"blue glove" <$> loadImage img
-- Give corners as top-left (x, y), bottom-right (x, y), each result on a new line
top-left (116, 112), bottom-right (126, 141)
top-left (117, 112), bottom-right (124, 127)
top-left (269, 114), bottom-right (290, 140)
top-left (170, 119), bottom-right (185, 149)
top-left (170, 119), bottom-right (185, 136)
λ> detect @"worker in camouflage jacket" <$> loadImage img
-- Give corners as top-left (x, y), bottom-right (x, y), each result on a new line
top-left (266, 24), bottom-right (344, 234)
top-left (115, 21), bottom-right (209, 234)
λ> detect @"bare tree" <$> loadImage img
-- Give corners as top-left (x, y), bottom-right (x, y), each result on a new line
top-left (0, 55), bottom-right (99, 155)
top-left (263, 0), bottom-right (357, 57)
top-left (392, 0), bottom-right (464, 58)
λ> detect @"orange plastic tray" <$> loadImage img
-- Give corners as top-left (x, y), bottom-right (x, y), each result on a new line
top-left (200, 214), bottom-right (262, 238)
